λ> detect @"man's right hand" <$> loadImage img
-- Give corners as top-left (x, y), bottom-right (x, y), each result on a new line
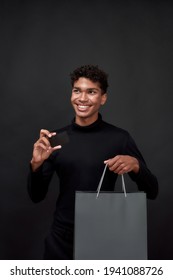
top-left (30, 129), bottom-right (62, 172)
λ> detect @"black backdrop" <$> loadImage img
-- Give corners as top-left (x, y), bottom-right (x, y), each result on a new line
top-left (1, 0), bottom-right (173, 259)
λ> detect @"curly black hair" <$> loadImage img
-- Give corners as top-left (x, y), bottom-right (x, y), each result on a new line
top-left (70, 65), bottom-right (108, 94)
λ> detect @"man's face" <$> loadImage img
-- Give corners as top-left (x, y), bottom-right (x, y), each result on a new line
top-left (71, 77), bottom-right (107, 126)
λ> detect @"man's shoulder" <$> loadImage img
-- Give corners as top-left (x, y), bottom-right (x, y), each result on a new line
top-left (102, 120), bottom-right (130, 137)
top-left (52, 124), bottom-right (71, 133)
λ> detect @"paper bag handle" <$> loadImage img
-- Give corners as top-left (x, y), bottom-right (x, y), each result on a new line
top-left (96, 164), bottom-right (127, 199)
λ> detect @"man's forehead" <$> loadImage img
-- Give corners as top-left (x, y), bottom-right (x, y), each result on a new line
top-left (73, 78), bottom-right (101, 90)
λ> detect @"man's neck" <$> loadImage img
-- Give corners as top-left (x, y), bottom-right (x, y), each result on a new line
top-left (75, 114), bottom-right (99, 126)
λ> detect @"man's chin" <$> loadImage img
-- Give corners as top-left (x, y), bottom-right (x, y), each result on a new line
top-left (75, 109), bottom-right (90, 117)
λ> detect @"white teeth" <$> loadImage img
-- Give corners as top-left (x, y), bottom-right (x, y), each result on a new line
top-left (78, 105), bottom-right (89, 109)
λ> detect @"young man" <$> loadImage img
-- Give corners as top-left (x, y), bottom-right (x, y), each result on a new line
top-left (28, 65), bottom-right (158, 259)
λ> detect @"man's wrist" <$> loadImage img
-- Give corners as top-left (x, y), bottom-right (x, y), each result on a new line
top-left (30, 159), bottom-right (43, 172)
top-left (133, 159), bottom-right (140, 174)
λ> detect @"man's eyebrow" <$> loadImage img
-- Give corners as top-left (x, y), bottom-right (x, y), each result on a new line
top-left (87, 88), bottom-right (100, 91)
top-left (73, 87), bottom-right (100, 91)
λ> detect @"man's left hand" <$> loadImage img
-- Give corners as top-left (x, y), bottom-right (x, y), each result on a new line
top-left (104, 155), bottom-right (139, 175)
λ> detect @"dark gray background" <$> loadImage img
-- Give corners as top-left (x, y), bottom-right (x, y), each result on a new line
top-left (0, 0), bottom-right (172, 259)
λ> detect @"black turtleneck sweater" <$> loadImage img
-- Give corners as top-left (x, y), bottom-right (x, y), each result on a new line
top-left (28, 115), bottom-right (158, 233)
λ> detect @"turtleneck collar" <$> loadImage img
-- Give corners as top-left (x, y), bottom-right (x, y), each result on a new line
top-left (72, 113), bottom-right (103, 131)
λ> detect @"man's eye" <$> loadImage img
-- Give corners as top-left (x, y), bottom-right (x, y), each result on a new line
top-left (73, 89), bottom-right (80, 93)
top-left (88, 90), bottom-right (96, 95)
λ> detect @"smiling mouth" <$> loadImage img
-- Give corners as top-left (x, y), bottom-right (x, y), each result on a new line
top-left (77, 105), bottom-right (90, 111)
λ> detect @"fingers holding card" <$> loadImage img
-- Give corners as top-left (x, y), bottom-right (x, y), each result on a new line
top-left (49, 131), bottom-right (69, 147)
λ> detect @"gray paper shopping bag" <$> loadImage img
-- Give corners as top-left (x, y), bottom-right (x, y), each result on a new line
top-left (74, 166), bottom-right (147, 260)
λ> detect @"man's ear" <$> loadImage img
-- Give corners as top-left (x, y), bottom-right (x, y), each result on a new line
top-left (101, 93), bottom-right (107, 105)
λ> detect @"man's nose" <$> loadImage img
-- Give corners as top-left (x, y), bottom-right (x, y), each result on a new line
top-left (79, 92), bottom-right (88, 102)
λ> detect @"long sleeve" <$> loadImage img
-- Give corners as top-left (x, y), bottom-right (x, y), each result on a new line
top-left (27, 158), bottom-right (55, 203)
top-left (124, 133), bottom-right (158, 199)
